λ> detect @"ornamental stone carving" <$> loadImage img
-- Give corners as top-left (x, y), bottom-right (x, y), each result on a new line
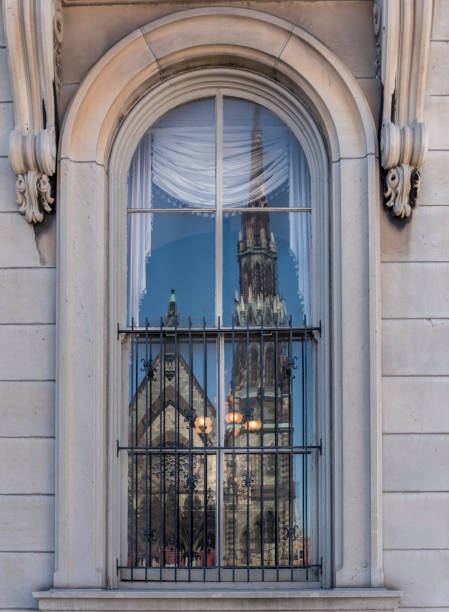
top-left (3, 0), bottom-right (62, 223)
top-left (374, 0), bottom-right (433, 218)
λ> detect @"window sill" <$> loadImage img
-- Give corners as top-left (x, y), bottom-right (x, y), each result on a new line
top-left (34, 588), bottom-right (402, 612)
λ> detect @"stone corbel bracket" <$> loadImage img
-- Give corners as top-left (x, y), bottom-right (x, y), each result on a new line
top-left (3, 0), bottom-right (63, 223)
top-left (374, 0), bottom-right (433, 218)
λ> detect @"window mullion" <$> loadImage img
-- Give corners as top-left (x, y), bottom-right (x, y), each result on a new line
top-left (215, 89), bottom-right (225, 579)
top-left (215, 90), bottom-right (224, 324)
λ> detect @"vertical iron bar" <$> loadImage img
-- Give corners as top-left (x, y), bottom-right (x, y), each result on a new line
top-left (304, 315), bottom-right (309, 579)
top-left (134, 326), bottom-right (139, 570)
top-left (202, 317), bottom-right (207, 581)
top-left (130, 318), bottom-right (135, 579)
top-left (144, 320), bottom-right (149, 579)
top-left (217, 316), bottom-right (222, 582)
top-left (174, 323), bottom-right (179, 580)
top-left (246, 315), bottom-right (250, 581)
top-left (149, 329), bottom-right (153, 572)
top-left (274, 314), bottom-right (279, 580)
top-left (301, 315), bottom-right (306, 578)
top-left (231, 317), bottom-right (236, 581)
top-left (260, 317), bottom-right (264, 580)
top-left (162, 322), bottom-right (166, 579)
top-left (188, 318), bottom-right (193, 580)
top-left (288, 316), bottom-right (293, 579)
top-left (159, 318), bottom-right (164, 580)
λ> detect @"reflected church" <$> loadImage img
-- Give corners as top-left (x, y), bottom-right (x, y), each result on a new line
top-left (128, 106), bottom-right (311, 572)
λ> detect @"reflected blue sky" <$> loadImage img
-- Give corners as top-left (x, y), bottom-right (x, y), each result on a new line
top-left (137, 213), bottom-right (215, 326)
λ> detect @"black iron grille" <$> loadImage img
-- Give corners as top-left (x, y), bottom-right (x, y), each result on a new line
top-left (118, 318), bottom-right (322, 582)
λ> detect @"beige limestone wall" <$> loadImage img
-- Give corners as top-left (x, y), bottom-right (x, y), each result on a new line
top-left (0, 4), bottom-right (55, 610)
top-left (381, 0), bottom-right (449, 607)
top-left (58, 0), bottom-right (379, 126)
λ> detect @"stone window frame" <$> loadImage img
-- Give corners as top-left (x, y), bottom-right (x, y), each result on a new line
top-left (34, 8), bottom-right (402, 611)
top-left (111, 74), bottom-right (329, 587)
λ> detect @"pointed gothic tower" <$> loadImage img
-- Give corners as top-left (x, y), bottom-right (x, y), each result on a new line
top-left (233, 105), bottom-right (286, 326)
top-left (224, 105), bottom-right (292, 567)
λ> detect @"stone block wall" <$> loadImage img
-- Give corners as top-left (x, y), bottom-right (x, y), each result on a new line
top-left (0, 5), bottom-right (55, 610)
top-left (381, 0), bottom-right (449, 607)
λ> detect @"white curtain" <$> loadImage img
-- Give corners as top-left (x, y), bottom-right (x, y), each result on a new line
top-left (289, 133), bottom-right (311, 319)
top-left (128, 126), bottom-right (311, 324)
top-left (128, 133), bottom-right (152, 325)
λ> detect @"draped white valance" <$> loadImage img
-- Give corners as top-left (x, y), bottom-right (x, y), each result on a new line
top-left (128, 122), bottom-right (311, 324)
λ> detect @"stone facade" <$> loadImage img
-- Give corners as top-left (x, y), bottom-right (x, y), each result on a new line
top-left (0, 1), bottom-right (447, 610)
top-left (381, 0), bottom-right (449, 605)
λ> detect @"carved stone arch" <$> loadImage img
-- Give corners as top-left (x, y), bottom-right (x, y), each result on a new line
top-left (59, 8), bottom-right (377, 165)
top-left (48, 7), bottom-right (393, 605)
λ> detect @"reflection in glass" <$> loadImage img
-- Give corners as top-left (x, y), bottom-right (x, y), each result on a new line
top-left (128, 334), bottom-right (217, 570)
top-left (137, 98), bottom-right (216, 211)
top-left (223, 212), bottom-right (310, 326)
top-left (223, 453), bottom-right (312, 568)
top-left (224, 338), bottom-right (312, 449)
top-left (129, 453), bottom-right (216, 569)
top-left (128, 213), bottom-right (215, 326)
top-left (223, 98), bottom-right (310, 209)
top-left (125, 97), bottom-right (317, 582)
top-left (127, 98), bottom-right (216, 326)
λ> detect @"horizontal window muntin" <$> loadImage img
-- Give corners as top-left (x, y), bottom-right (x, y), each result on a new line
top-left (127, 207), bottom-right (312, 213)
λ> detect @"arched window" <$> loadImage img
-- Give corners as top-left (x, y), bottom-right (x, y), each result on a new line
top-left (49, 10), bottom-right (387, 601)
top-left (123, 96), bottom-right (319, 582)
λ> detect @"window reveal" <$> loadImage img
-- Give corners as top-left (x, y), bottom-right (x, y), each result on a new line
top-left (120, 97), bottom-right (320, 582)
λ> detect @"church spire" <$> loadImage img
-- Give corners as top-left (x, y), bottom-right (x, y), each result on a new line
top-left (165, 288), bottom-right (178, 326)
top-left (249, 105), bottom-right (267, 208)
top-left (234, 104), bottom-right (285, 326)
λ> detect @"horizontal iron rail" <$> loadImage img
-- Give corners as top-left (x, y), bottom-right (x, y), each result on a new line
top-left (118, 324), bottom-right (321, 337)
top-left (118, 564), bottom-right (322, 571)
top-left (119, 445), bottom-right (321, 454)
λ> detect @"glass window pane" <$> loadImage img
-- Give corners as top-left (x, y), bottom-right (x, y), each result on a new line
top-left (223, 211), bottom-right (311, 326)
top-left (129, 98), bottom-right (216, 211)
top-left (127, 212), bottom-right (215, 326)
top-left (128, 332), bottom-right (218, 571)
top-left (128, 337), bottom-right (217, 447)
top-left (223, 98), bottom-right (310, 209)
top-left (223, 336), bottom-right (312, 449)
top-left (128, 453), bottom-right (216, 571)
top-left (125, 94), bottom-right (317, 583)
top-left (222, 452), bottom-right (314, 570)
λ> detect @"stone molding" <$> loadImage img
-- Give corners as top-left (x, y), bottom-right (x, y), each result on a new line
top-left (3, 0), bottom-right (63, 223)
top-left (34, 588), bottom-right (402, 612)
top-left (374, 0), bottom-right (433, 218)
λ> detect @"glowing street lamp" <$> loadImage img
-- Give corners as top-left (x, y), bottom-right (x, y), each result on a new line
top-left (194, 415), bottom-right (212, 434)
top-left (225, 411), bottom-right (243, 425)
top-left (245, 419), bottom-right (262, 432)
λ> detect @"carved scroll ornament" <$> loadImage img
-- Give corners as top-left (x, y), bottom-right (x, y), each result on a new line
top-left (3, 0), bottom-right (63, 223)
top-left (374, 0), bottom-right (433, 218)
